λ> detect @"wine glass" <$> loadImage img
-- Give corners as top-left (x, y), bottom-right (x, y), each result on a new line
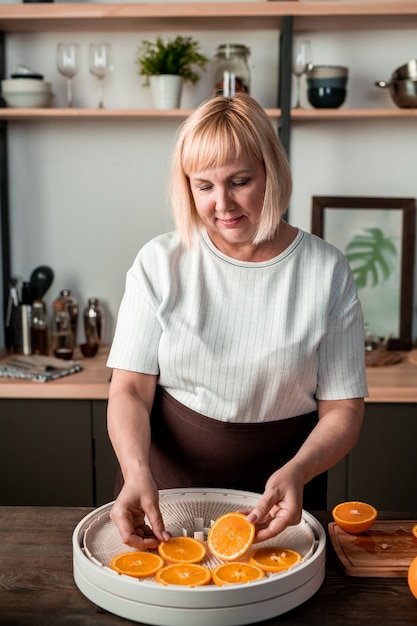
top-left (291, 40), bottom-right (312, 108)
top-left (56, 42), bottom-right (81, 108)
top-left (88, 43), bottom-right (113, 109)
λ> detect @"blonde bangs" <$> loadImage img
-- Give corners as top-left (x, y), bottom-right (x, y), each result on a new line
top-left (181, 114), bottom-right (263, 175)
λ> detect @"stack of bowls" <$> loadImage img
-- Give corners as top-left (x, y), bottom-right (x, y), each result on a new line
top-left (306, 65), bottom-right (348, 109)
top-left (1, 78), bottom-right (53, 108)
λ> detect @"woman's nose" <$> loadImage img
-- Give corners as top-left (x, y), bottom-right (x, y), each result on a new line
top-left (215, 186), bottom-right (232, 211)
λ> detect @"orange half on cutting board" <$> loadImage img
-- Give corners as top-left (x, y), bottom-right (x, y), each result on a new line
top-left (332, 501), bottom-right (377, 534)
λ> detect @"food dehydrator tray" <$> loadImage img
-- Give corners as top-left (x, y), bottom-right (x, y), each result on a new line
top-left (73, 488), bottom-right (326, 626)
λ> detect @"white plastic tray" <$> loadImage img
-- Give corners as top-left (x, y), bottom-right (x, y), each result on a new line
top-left (73, 488), bottom-right (326, 626)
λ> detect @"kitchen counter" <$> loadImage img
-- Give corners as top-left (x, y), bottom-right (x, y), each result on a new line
top-left (1, 507), bottom-right (416, 626)
top-left (0, 346), bottom-right (111, 399)
top-left (1, 348), bottom-right (416, 402)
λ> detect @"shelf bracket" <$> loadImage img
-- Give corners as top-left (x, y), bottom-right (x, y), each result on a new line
top-left (0, 30), bottom-right (11, 349)
top-left (278, 15), bottom-right (292, 160)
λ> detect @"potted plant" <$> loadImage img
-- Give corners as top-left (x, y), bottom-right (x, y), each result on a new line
top-left (135, 35), bottom-right (209, 109)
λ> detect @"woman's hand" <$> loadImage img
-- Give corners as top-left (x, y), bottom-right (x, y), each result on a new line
top-left (246, 465), bottom-right (304, 542)
top-left (110, 474), bottom-right (171, 550)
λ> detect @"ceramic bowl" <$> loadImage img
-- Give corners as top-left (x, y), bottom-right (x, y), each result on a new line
top-left (80, 343), bottom-right (99, 358)
top-left (307, 86), bottom-right (347, 109)
top-left (307, 76), bottom-right (348, 89)
top-left (306, 65), bottom-right (349, 80)
top-left (1, 79), bottom-right (52, 93)
top-left (1, 91), bottom-right (53, 108)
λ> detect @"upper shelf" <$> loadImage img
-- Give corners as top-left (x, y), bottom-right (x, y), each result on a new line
top-left (0, 2), bottom-right (417, 33)
top-left (0, 108), bottom-right (416, 122)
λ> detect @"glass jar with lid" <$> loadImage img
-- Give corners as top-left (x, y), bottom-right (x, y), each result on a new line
top-left (213, 44), bottom-right (251, 96)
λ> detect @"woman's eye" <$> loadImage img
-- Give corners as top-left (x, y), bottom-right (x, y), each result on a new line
top-left (231, 179), bottom-right (249, 187)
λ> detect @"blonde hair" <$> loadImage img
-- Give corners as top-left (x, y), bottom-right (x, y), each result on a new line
top-left (170, 93), bottom-right (292, 247)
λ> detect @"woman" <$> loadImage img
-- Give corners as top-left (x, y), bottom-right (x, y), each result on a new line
top-left (107, 93), bottom-right (367, 550)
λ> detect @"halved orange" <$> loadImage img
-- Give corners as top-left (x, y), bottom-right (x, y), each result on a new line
top-left (332, 501), bottom-right (377, 534)
top-left (157, 536), bottom-right (206, 564)
top-left (212, 562), bottom-right (265, 587)
top-left (110, 551), bottom-right (164, 578)
top-left (411, 524), bottom-right (417, 539)
top-left (207, 512), bottom-right (255, 561)
top-left (408, 555), bottom-right (417, 599)
top-left (156, 563), bottom-right (212, 587)
top-left (249, 546), bottom-right (302, 572)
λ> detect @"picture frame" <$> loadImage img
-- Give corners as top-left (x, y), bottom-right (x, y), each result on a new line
top-left (311, 196), bottom-right (415, 350)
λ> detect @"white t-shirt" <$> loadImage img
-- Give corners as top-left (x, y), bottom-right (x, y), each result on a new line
top-left (107, 228), bottom-right (368, 423)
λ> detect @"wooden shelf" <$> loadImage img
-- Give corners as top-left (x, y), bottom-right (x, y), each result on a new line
top-left (0, 108), bottom-right (282, 121)
top-left (0, 2), bottom-right (416, 33)
top-left (1, 108), bottom-right (416, 122)
top-left (291, 108), bottom-right (417, 121)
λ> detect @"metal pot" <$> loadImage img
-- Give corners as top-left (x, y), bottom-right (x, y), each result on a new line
top-left (375, 78), bottom-right (417, 108)
top-left (391, 59), bottom-right (417, 81)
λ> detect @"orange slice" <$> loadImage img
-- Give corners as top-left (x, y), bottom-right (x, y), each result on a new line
top-left (110, 551), bottom-right (164, 578)
top-left (212, 562), bottom-right (264, 586)
top-left (411, 524), bottom-right (417, 539)
top-left (249, 546), bottom-right (302, 572)
top-left (156, 563), bottom-right (211, 587)
top-left (157, 536), bottom-right (206, 564)
top-left (207, 512), bottom-right (255, 561)
top-left (332, 501), bottom-right (377, 534)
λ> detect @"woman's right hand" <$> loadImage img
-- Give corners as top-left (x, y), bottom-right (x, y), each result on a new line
top-left (110, 474), bottom-right (171, 550)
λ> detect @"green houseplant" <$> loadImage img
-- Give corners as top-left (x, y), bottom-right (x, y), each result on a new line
top-left (135, 35), bottom-right (209, 87)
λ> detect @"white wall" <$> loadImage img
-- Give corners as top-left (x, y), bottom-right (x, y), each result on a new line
top-left (5, 28), bottom-right (279, 344)
top-left (3, 17), bottom-right (417, 345)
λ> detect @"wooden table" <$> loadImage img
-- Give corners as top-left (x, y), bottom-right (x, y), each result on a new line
top-left (1, 507), bottom-right (416, 625)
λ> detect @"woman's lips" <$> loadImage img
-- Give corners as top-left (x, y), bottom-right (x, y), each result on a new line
top-left (217, 216), bottom-right (243, 227)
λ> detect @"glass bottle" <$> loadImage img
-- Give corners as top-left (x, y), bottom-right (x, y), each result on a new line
top-left (84, 297), bottom-right (104, 346)
top-left (213, 44), bottom-right (251, 96)
top-left (31, 300), bottom-right (50, 356)
top-left (60, 289), bottom-right (78, 347)
top-left (51, 297), bottom-right (73, 360)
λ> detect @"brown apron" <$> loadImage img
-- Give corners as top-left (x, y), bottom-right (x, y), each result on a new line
top-left (115, 386), bottom-right (327, 510)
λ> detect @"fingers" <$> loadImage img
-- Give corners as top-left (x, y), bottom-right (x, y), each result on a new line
top-left (110, 486), bottom-right (171, 550)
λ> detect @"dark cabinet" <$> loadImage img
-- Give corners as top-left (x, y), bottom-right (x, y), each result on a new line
top-left (328, 403), bottom-right (417, 511)
top-left (0, 399), bottom-right (117, 506)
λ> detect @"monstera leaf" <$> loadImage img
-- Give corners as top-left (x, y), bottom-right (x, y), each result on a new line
top-left (345, 227), bottom-right (397, 289)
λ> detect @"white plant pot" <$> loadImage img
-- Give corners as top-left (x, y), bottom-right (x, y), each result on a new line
top-left (149, 75), bottom-right (183, 109)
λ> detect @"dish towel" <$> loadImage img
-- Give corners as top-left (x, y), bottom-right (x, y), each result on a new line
top-left (0, 355), bottom-right (83, 383)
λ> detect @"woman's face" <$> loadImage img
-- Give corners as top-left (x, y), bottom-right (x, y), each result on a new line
top-left (188, 155), bottom-right (266, 257)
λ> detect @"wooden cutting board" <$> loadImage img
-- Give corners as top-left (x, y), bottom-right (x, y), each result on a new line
top-left (328, 520), bottom-right (417, 577)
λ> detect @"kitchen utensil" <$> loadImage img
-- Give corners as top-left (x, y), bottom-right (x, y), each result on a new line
top-left (329, 520), bottom-right (417, 577)
top-left (375, 78), bottom-right (417, 108)
top-left (391, 59), bottom-right (417, 81)
top-left (73, 489), bottom-right (326, 626)
top-left (29, 265), bottom-right (54, 300)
